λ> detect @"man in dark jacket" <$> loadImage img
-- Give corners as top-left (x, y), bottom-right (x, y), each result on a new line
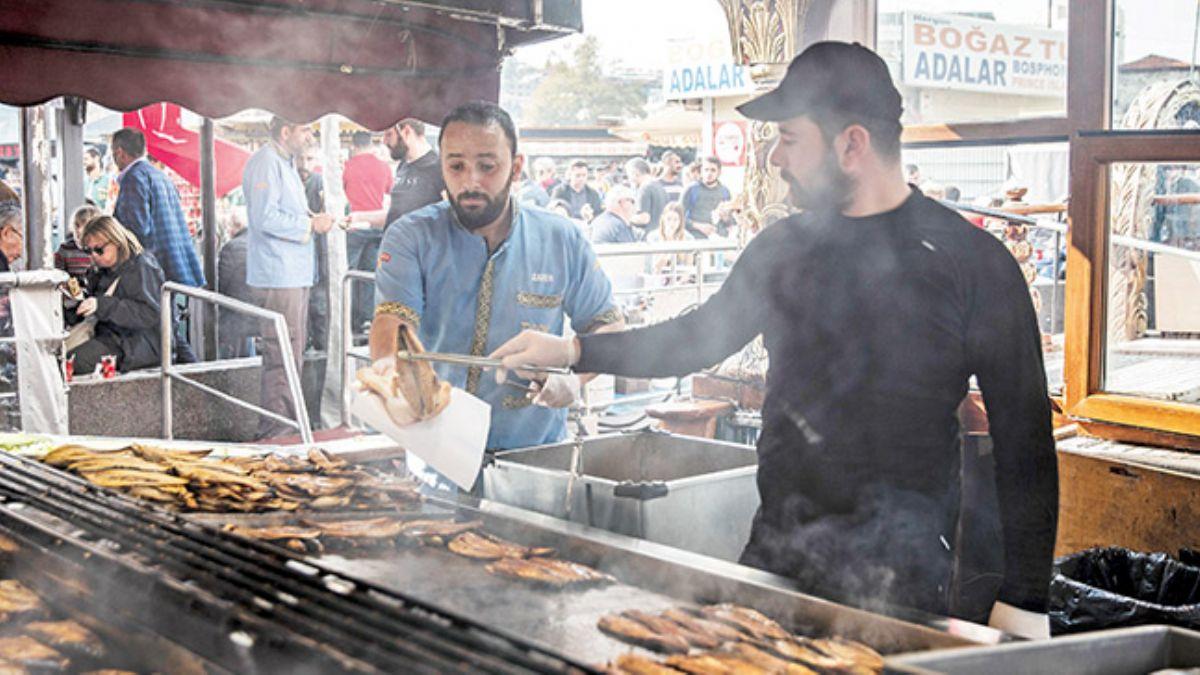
top-left (217, 214), bottom-right (265, 358)
top-left (550, 160), bottom-right (603, 221)
top-left (492, 42), bottom-right (1057, 640)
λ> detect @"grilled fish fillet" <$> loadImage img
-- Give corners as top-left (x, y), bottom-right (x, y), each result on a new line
top-left (620, 610), bottom-right (721, 651)
top-left (79, 470), bottom-right (190, 488)
top-left (663, 653), bottom-right (766, 675)
top-left (0, 580), bottom-right (44, 617)
top-left (808, 638), bottom-right (883, 673)
top-left (128, 443), bottom-right (211, 463)
top-left (307, 517), bottom-right (406, 539)
top-left (597, 614), bottom-right (691, 654)
top-left (23, 620), bottom-right (105, 659)
top-left (765, 639), bottom-right (849, 671)
top-left (447, 531), bottom-right (555, 560)
top-left (486, 557), bottom-right (615, 588)
top-left (67, 456), bottom-right (168, 473)
top-left (699, 605), bottom-right (790, 641)
top-left (609, 653), bottom-right (684, 675)
top-left (307, 448), bottom-right (347, 472)
top-left (42, 445), bottom-right (105, 467)
top-left (0, 636), bottom-right (69, 670)
top-left (661, 609), bottom-right (744, 643)
top-left (224, 524), bottom-right (324, 541)
top-left (399, 519), bottom-right (481, 542)
top-left (722, 643), bottom-right (813, 674)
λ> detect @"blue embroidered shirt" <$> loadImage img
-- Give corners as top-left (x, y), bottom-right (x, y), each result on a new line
top-left (375, 202), bottom-right (619, 450)
top-left (243, 143), bottom-right (316, 288)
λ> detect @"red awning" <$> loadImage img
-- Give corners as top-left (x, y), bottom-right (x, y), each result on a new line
top-left (122, 104), bottom-right (249, 198)
top-left (0, 1), bottom-right (578, 129)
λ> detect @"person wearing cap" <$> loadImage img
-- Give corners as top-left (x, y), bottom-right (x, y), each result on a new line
top-left (490, 41), bottom-right (1056, 639)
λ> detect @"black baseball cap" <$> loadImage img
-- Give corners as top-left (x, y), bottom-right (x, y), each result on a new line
top-left (737, 41), bottom-right (902, 123)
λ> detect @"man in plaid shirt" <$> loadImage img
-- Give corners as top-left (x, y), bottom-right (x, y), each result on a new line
top-left (112, 127), bottom-right (205, 288)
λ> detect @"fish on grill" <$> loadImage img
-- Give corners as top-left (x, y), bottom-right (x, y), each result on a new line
top-left (620, 610), bottom-right (722, 651)
top-left (663, 652), bottom-right (767, 675)
top-left (447, 531), bottom-right (555, 560)
top-left (400, 519), bottom-right (481, 545)
top-left (485, 557), bottom-right (615, 588)
top-left (808, 638), bottom-right (883, 673)
top-left (698, 605), bottom-right (790, 641)
top-left (307, 447), bottom-right (347, 472)
top-left (23, 620), bottom-right (105, 660)
top-left (721, 643), bottom-right (809, 674)
top-left (0, 580), bottom-right (45, 621)
top-left (79, 470), bottom-right (190, 489)
top-left (661, 608), bottom-right (745, 643)
top-left (598, 614), bottom-right (691, 654)
top-left (307, 516), bottom-right (405, 538)
top-left (42, 445), bottom-right (110, 467)
top-left (128, 442), bottom-right (211, 463)
top-left (81, 671), bottom-right (140, 675)
top-left (0, 635), bottom-right (70, 670)
top-left (224, 524), bottom-right (324, 541)
top-left (608, 653), bottom-right (686, 674)
top-left (765, 639), bottom-right (856, 672)
top-left (67, 456), bottom-right (168, 474)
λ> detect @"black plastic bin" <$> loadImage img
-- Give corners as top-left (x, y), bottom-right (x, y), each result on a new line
top-left (1051, 547), bottom-right (1200, 635)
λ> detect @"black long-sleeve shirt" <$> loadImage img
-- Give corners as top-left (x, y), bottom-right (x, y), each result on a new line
top-left (578, 189), bottom-right (1057, 613)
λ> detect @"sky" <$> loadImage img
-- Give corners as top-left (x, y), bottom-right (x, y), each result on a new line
top-left (514, 0), bottom-right (1200, 71)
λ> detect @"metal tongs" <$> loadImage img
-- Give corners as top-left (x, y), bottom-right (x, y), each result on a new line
top-left (395, 351), bottom-right (571, 376)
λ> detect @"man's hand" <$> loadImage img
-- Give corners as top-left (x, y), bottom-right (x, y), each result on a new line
top-left (530, 373), bottom-right (581, 408)
top-left (693, 222), bottom-right (717, 237)
top-left (311, 213), bottom-right (335, 234)
top-left (359, 358), bottom-right (419, 426)
top-left (580, 204), bottom-right (595, 222)
top-left (987, 601), bottom-right (1050, 640)
top-left (76, 297), bottom-right (98, 317)
top-left (488, 330), bottom-right (578, 383)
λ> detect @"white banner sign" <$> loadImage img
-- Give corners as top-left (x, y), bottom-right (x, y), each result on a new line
top-left (902, 12), bottom-right (1066, 97)
top-left (663, 37), bottom-right (755, 100)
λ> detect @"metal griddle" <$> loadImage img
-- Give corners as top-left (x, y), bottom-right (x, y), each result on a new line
top-left (189, 494), bottom-right (994, 668)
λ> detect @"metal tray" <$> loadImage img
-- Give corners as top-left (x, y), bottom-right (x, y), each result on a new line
top-left (886, 625), bottom-right (1200, 674)
top-left (483, 431), bottom-right (759, 561)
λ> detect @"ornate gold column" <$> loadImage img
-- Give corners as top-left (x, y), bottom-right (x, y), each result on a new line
top-left (717, 0), bottom-right (814, 227)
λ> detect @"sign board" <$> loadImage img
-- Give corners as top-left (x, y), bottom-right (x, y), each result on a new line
top-left (712, 121), bottom-right (747, 167)
top-left (902, 12), bottom-right (1066, 97)
top-left (663, 37), bottom-right (755, 100)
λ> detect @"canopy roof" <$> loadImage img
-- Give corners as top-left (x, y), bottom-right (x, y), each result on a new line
top-left (0, 0), bottom-right (580, 129)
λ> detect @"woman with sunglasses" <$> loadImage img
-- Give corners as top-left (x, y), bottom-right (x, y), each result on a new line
top-left (69, 215), bottom-right (165, 375)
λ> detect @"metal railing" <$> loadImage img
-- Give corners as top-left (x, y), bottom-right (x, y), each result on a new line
top-left (160, 282), bottom-right (312, 444)
top-left (340, 270), bottom-right (376, 427)
top-left (592, 239), bottom-right (741, 307)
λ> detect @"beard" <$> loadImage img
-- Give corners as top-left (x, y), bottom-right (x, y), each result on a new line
top-left (783, 148), bottom-right (855, 213)
top-left (450, 177), bottom-right (513, 231)
top-left (389, 137), bottom-right (408, 161)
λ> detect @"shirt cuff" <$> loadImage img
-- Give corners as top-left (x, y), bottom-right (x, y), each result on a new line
top-left (582, 306), bottom-right (622, 333)
top-left (374, 301), bottom-right (420, 328)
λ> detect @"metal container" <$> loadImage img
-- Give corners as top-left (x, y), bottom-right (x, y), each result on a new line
top-left (887, 625), bottom-right (1200, 674)
top-left (483, 430), bottom-right (759, 561)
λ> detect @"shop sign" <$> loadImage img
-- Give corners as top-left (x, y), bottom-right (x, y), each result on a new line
top-left (712, 121), bottom-right (747, 167)
top-left (0, 144), bottom-right (18, 160)
top-left (663, 37), bottom-right (755, 100)
top-left (902, 12), bottom-right (1066, 97)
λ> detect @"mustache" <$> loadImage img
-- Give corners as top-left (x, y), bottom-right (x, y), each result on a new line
top-left (455, 191), bottom-right (491, 203)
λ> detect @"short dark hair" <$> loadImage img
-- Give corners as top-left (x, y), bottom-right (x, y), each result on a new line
top-left (438, 102), bottom-right (518, 157)
top-left (397, 118), bottom-right (426, 136)
top-left (111, 128), bottom-right (146, 158)
top-left (569, 159), bottom-right (589, 172)
top-left (268, 115), bottom-right (295, 141)
top-left (352, 131), bottom-right (372, 148)
top-left (905, 163), bottom-right (919, 176)
top-left (945, 186), bottom-right (961, 202)
top-left (85, 146), bottom-right (102, 160)
top-left (701, 156), bottom-right (721, 169)
top-left (810, 110), bottom-right (903, 160)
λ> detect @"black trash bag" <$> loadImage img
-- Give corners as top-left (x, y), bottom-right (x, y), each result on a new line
top-left (1050, 546), bottom-right (1200, 635)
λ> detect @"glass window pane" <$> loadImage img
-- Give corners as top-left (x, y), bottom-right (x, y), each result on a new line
top-left (1105, 161), bottom-right (1200, 404)
top-left (876, 1), bottom-right (1067, 125)
top-left (1113, 1), bottom-right (1200, 129)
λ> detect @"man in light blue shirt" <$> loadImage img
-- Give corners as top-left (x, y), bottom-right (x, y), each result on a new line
top-left (369, 102), bottom-right (622, 460)
top-left (244, 116), bottom-right (334, 438)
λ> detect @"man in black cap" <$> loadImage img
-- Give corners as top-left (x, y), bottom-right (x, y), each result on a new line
top-left (491, 42), bottom-right (1056, 638)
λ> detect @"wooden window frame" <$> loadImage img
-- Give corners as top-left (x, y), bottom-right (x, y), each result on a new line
top-left (1063, 0), bottom-right (1200, 441)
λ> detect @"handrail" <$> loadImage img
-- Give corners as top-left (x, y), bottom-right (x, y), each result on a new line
top-left (942, 199), bottom-right (1200, 264)
top-left (160, 282), bottom-right (313, 445)
top-left (594, 239), bottom-right (740, 307)
top-left (340, 270), bottom-right (377, 428)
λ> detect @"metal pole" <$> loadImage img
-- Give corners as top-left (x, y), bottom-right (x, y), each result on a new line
top-left (695, 245), bottom-right (705, 307)
top-left (1050, 229), bottom-right (1062, 333)
top-left (58, 102), bottom-right (84, 217)
top-left (200, 118), bottom-right (218, 360)
top-left (19, 105), bottom-right (51, 270)
top-left (340, 272), bottom-right (354, 428)
top-left (274, 315), bottom-right (314, 445)
top-left (161, 286), bottom-right (174, 439)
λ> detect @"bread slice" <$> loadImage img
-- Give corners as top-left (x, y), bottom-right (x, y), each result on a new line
top-left (354, 324), bottom-right (451, 425)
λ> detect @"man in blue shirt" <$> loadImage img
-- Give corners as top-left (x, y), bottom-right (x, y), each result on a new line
top-left (244, 116), bottom-right (334, 439)
top-left (369, 101), bottom-right (622, 460)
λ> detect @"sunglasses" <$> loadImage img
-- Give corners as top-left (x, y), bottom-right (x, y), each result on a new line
top-left (85, 243), bottom-right (109, 256)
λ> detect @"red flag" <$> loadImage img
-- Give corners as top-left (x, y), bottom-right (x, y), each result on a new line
top-left (121, 103), bottom-right (249, 198)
